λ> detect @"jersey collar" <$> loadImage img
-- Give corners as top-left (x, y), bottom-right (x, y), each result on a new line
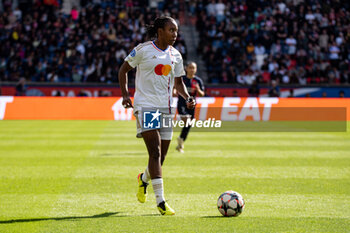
top-left (152, 41), bottom-right (170, 52)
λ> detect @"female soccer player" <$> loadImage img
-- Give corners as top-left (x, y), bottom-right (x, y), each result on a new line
top-left (118, 16), bottom-right (195, 215)
top-left (176, 61), bottom-right (205, 153)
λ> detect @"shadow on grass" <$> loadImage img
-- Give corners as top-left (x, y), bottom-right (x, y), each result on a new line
top-left (140, 214), bottom-right (161, 217)
top-left (0, 212), bottom-right (124, 224)
top-left (100, 152), bottom-right (144, 156)
top-left (201, 216), bottom-right (227, 218)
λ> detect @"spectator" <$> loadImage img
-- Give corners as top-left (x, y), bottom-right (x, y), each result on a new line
top-left (72, 66), bottom-right (83, 82)
top-left (84, 63), bottom-right (97, 82)
top-left (319, 30), bottom-right (329, 50)
top-left (246, 42), bottom-right (255, 60)
top-left (215, 0), bottom-right (225, 23)
top-left (13, 7), bottom-right (22, 21)
top-left (336, 32), bottom-right (344, 46)
top-left (268, 80), bottom-right (280, 97)
top-left (305, 9), bottom-right (316, 22)
top-left (329, 41), bottom-right (340, 67)
top-left (268, 59), bottom-right (279, 73)
top-left (232, 90), bottom-right (238, 97)
top-left (270, 40), bottom-right (283, 57)
top-left (76, 42), bottom-right (85, 56)
top-left (71, 6), bottom-right (79, 21)
top-left (254, 43), bottom-right (266, 56)
top-left (15, 77), bottom-right (27, 96)
top-left (77, 89), bottom-right (88, 97)
top-left (48, 70), bottom-right (58, 82)
top-left (53, 90), bottom-right (63, 96)
top-left (248, 80), bottom-right (260, 97)
top-left (206, 0), bottom-right (216, 16)
top-left (243, 69), bottom-right (256, 85)
top-left (285, 34), bottom-right (297, 55)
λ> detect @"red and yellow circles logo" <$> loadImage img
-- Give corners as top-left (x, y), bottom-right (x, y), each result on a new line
top-left (154, 64), bottom-right (171, 76)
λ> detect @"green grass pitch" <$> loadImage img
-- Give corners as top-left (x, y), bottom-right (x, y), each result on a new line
top-left (0, 120), bottom-right (349, 232)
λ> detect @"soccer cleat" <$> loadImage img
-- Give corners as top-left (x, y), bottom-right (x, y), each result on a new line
top-left (136, 173), bottom-right (148, 203)
top-left (176, 145), bottom-right (184, 153)
top-left (176, 137), bottom-right (184, 153)
top-left (157, 201), bottom-right (175, 215)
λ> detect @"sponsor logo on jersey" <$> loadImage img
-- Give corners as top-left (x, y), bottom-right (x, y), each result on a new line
top-left (154, 64), bottom-right (171, 76)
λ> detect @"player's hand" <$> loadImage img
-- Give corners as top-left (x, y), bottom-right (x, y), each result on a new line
top-left (186, 96), bottom-right (196, 109)
top-left (122, 96), bottom-right (133, 108)
top-left (188, 84), bottom-right (201, 93)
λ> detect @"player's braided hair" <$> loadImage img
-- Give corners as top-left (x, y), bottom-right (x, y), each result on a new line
top-left (146, 16), bottom-right (175, 40)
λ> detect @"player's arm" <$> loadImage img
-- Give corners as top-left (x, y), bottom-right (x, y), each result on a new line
top-left (195, 83), bottom-right (205, 97)
top-left (172, 86), bottom-right (178, 97)
top-left (195, 78), bottom-right (205, 97)
top-left (174, 77), bottom-right (196, 109)
top-left (118, 61), bottom-right (134, 108)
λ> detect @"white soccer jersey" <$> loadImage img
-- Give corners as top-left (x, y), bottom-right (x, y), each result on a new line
top-left (125, 41), bottom-right (185, 112)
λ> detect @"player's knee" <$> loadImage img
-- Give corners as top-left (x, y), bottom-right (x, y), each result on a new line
top-left (149, 147), bottom-right (161, 160)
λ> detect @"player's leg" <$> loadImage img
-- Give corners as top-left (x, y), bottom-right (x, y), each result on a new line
top-left (135, 110), bottom-right (151, 203)
top-left (160, 139), bottom-right (171, 165)
top-left (153, 122), bottom-right (175, 215)
top-left (177, 108), bottom-right (195, 152)
top-left (179, 115), bottom-right (192, 140)
top-left (176, 104), bottom-right (186, 152)
top-left (142, 130), bottom-right (174, 215)
top-left (142, 130), bottom-right (162, 179)
top-left (134, 110), bottom-right (151, 184)
top-left (176, 116), bottom-right (187, 153)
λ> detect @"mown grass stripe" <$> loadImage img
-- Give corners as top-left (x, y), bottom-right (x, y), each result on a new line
top-left (0, 177), bottom-right (348, 194)
top-left (0, 166), bottom-right (348, 179)
top-left (1, 194), bottom-right (349, 218)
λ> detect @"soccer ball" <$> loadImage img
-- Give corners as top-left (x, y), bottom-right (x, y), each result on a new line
top-left (217, 190), bottom-right (245, 217)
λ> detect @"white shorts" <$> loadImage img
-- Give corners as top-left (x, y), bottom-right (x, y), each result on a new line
top-left (134, 110), bottom-right (173, 140)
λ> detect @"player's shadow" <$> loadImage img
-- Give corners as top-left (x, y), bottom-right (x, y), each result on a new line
top-left (100, 152), bottom-right (144, 156)
top-left (0, 212), bottom-right (124, 224)
top-left (140, 214), bottom-right (160, 217)
top-left (201, 216), bottom-right (226, 218)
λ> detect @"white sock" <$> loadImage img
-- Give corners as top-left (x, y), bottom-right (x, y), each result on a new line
top-left (151, 178), bottom-right (165, 205)
top-left (142, 167), bottom-right (151, 184)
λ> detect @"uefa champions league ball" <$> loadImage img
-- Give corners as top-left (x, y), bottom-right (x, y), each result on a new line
top-left (217, 190), bottom-right (245, 217)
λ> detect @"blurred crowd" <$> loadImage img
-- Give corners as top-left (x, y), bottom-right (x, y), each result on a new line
top-left (0, 0), bottom-right (186, 84)
top-left (194, 0), bottom-right (350, 85)
top-left (1, 0), bottom-right (350, 88)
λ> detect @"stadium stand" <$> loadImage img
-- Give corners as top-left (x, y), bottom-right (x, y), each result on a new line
top-left (194, 0), bottom-right (349, 85)
top-left (0, 0), bottom-right (186, 84)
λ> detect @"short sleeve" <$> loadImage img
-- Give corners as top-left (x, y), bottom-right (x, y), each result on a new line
top-left (174, 53), bottom-right (186, 77)
top-left (125, 47), bottom-right (142, 68)
top-left (197, 78), bottom-right (205, 91)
